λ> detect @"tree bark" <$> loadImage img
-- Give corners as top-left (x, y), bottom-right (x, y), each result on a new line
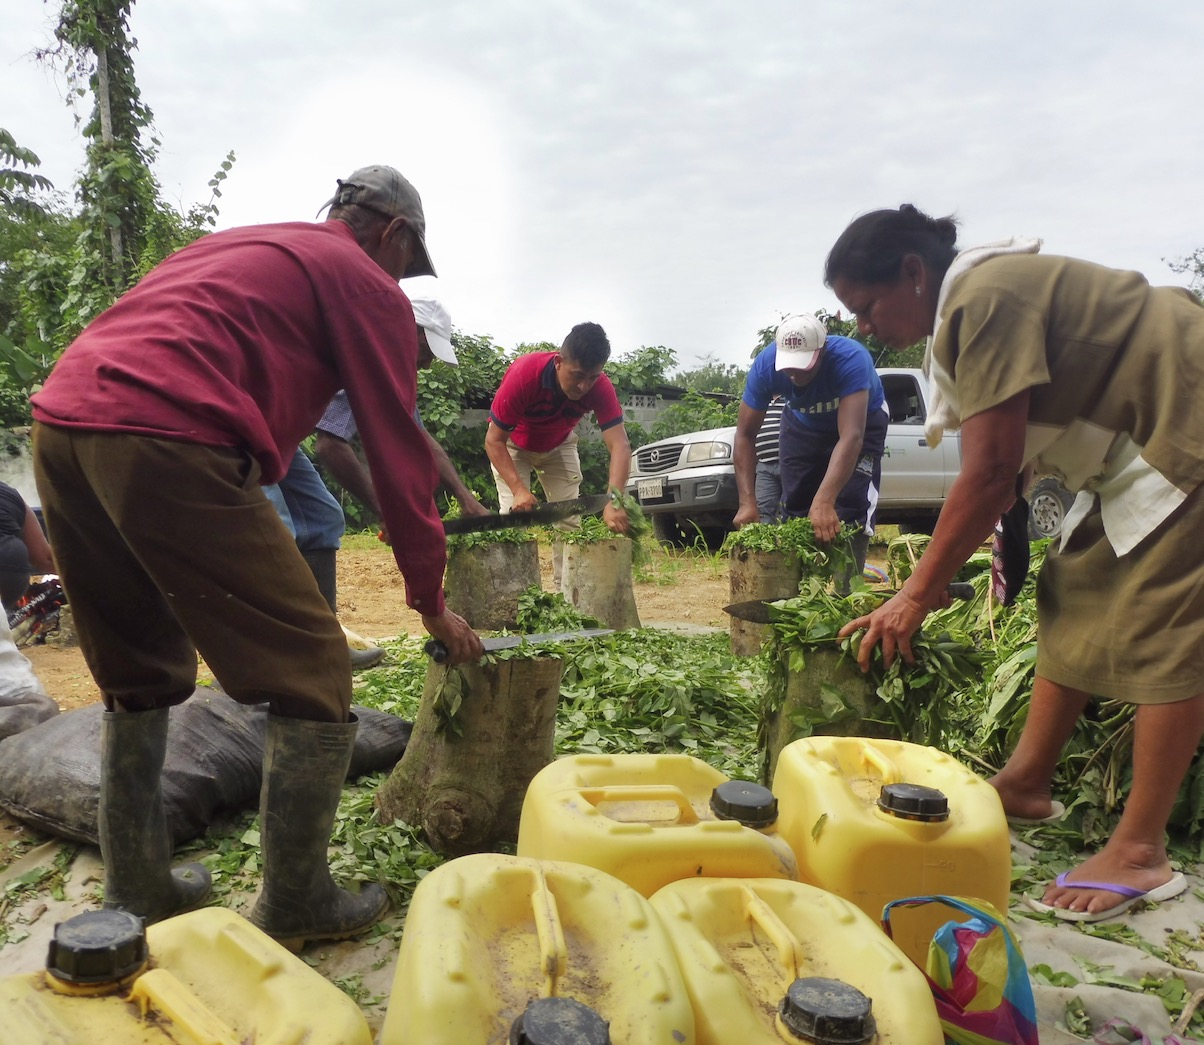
top-left (728, 548), bottom-right (802, 656)
top-left (443, 539), bottom-right (540, 630)
top-left (95, 45), bottom-right (123, 286)
top-left (761, 647), bottom-right (895, 781)
top-left (561, 539), bottom-right (640, 630)
top-left (375, 655), bottom-right (563, 855)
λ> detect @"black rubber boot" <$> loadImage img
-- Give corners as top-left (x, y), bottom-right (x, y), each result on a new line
top-left (99, 708), bottom-right (211, 924)
top-left (300, 548), bottom-right (384, 670)
top-left (249, 714), bottom-right (388, 950)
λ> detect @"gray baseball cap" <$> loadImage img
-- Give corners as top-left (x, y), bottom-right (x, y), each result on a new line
top-left (319, 165), bottom-right (437, 277)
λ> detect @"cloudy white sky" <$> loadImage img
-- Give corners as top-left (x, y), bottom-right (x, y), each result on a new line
top-left (4, 0), bottom-right (1203, 370)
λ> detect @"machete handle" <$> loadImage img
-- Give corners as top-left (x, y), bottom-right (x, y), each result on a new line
top-left (424, 639), bottom-right (450, 663)
top-left (946, 582), bottom-right (976, 601)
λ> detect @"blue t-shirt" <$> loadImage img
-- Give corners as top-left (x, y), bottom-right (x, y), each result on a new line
top-left (742, 336), bottom-right (884, 436)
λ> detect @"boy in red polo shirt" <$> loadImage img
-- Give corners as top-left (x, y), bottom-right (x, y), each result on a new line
top-left (486, 322), bottom-right (631, 586)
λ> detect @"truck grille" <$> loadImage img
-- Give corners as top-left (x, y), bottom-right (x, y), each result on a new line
top-left (636, 443), bottom-right (684, 474)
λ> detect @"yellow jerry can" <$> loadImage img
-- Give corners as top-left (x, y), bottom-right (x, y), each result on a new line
top-left (381, 853), bottom-right (695, 1044)
top-left (0, 906), bottom-right (372, 1044)
top-left (650, 877), bottom-right (944, 1044)
top-left (772, 736), bottom-right (1012, 967)
top-left (517, 752), bottom-right (798, 897)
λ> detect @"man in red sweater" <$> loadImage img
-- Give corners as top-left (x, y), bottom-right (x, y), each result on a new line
top-left (31, 165), bottom-right (482, 949)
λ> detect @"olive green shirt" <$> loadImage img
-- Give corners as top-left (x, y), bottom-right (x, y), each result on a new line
top-left (932, 253), bottom-right (1204, 555)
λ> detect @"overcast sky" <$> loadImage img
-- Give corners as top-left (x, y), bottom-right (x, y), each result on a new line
top-left (5, 1), bottom-right (1203, 370)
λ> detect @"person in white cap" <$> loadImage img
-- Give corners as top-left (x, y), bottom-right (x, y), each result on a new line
top-left (733, 313), bottom-right (887, 575)
top-left (314, 296), bottom-right (489, 536)
top-left (29, 163), bottom-right (483, 952)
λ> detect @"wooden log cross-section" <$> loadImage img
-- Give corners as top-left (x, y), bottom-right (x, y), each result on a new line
top-left (375, 653), bottom-right (565, 855)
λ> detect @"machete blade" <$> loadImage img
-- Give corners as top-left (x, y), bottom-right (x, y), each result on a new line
top-left (425, 627), bottom-right (615, 663)
top-left (723, 582), bottom-right (977, 624)
top-left (442, 495), bottom-right (612, 535)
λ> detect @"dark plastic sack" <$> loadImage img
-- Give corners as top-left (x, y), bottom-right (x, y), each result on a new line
top-left (0, 691), bottom-right (411, 846)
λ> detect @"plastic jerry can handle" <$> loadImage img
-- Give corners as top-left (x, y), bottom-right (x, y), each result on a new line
top-left (129, 968), bottom-right (242, 1045)
top-left (742, 890), bottom-right (805, 985)
top-left (579, 786), bottom-right (699, 824)
top-left (529, 872), bottom-right (569, 991)
top-left (859, 743), bottom-right (901, 785)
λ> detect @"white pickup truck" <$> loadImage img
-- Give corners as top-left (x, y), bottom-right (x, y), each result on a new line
top-left (626, 367), bottom-right (1073, 544)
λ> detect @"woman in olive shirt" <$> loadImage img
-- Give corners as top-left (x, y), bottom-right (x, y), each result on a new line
top-left (824, 204), bottom-right (1204, 922)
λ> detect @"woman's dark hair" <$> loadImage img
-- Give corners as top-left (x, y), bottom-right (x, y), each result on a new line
top-left (824, 204), bottom-right (960, 287)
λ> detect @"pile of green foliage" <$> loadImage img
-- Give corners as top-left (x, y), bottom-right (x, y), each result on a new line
top-left (763, 531), bottom-right (1204, 856)
top-left (722, 517), bottom-right (858, 577)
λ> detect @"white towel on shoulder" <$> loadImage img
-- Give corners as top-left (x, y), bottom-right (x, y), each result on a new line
top-left (923, 236), bottom-right (1043, 447)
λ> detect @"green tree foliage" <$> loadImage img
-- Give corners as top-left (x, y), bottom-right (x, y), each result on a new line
top-left (0, 0), bottom-right (235, 420)
top-left (647, 392), bottom-right (738, 441)
top-left (675, 354), bottom-right (745, 397)
top-left (419, 331), bottom-right (511, 512)
top-left (0, 130), bottom-right (55, 218)
top-left (0, 131), bottom-right (76, 424)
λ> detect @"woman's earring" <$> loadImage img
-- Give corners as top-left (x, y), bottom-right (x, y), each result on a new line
top-left (914, 286), bottom-right (921, 296)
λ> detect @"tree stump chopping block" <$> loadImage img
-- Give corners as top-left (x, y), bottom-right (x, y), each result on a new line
top-left (728, 548), bottom-right (801, 656)
top-left (562, 539), bottom-right (641, 630)
top-left (443, 539), bottom-right (540, 630)
top-left (374, 653), bottom-right (564, 855)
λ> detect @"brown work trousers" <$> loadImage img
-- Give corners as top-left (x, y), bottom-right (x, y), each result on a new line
top-left (32, 424), bottom-right (351, 721)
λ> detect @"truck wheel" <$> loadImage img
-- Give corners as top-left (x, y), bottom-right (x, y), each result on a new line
top-left (652, 513), bottom-right (686, 546)
top-left (1027, 477), bottom-right (1074, 540)
top-left (896, 515), bottom-right (938, 535)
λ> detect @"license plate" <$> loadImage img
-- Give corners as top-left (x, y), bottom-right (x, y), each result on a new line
top-left (637, 477), bottom-right (665, 500)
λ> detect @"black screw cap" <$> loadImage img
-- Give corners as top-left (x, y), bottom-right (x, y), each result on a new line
top-left (877, 782), bottom-right (949, 822)
top-left (710, 779), bottom-right (779, 827)
top-left (45, 909), bottom-right (148, 984)
top-left (509, 997), bottom-right (611, 1045)
top-left (779, 977), bottom-right (876, 1043)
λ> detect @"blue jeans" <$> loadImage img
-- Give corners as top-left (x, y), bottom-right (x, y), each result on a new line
top-left (755, 460), bottom-right (786, 523)
top-left (263, 448), bottom-right (345, 553)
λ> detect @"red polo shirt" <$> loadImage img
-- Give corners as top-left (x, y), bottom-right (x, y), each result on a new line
top-left (489, 351), bottom-right (624, 453)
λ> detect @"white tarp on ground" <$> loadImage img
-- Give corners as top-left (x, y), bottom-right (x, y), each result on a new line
top-left (0, 827), bottom-right (1200, 1040)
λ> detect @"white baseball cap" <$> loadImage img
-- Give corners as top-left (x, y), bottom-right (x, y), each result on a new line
top-left (774, 313), bottom-right (827, 372)
top-left (410, 297), bottom-right (457, 365)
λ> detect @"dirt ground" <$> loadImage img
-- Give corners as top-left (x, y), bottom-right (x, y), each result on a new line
top-left (20, 539), bottom-right (735, 714)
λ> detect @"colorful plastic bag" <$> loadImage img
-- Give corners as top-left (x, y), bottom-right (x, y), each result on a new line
top-left (883, 895), bottom-right (1038, 1045)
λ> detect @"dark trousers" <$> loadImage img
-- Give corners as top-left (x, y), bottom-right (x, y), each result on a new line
top-left (32, 424), bottom-right (350, 721)
top-left (779, 406), bottom-right (887, 532)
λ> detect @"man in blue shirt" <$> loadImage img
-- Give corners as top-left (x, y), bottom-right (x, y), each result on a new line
top-left (734, 313), bottom-right (887, 574)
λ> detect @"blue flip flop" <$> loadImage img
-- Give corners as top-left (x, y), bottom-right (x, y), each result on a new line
top-left (1026, 870), bottom-right (1187, 923)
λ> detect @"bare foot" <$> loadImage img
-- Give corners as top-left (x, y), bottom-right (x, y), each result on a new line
top-left (987, 771), bottom-right (1057, 822)
top-left (1039, 842), bottom-right (1174, 916)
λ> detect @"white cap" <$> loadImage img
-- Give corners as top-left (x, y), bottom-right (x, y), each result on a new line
top-left (774, 313), bottom-right (827, 372)
top-left (410, 297), bottom-right (457, 365)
